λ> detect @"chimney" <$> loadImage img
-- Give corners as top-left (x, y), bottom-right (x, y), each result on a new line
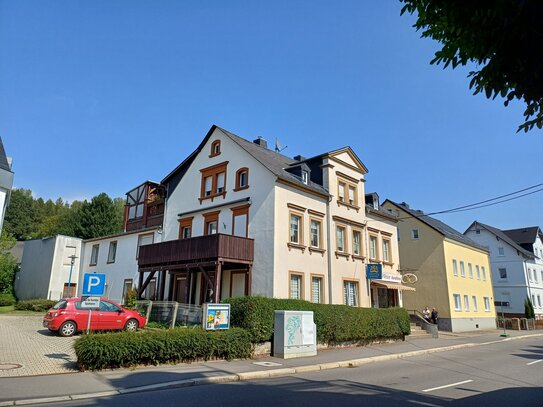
top-left (401, 202), bottom-right (410, 209)
top-left (253, 137), bottom-right (268, 149)
top-left (293, 155), bottom-right (306, 161)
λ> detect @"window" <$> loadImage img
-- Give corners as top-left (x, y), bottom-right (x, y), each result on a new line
top-left (498, 247), bottom-right (505, 256)
top-left (499, 268), bottom-right (507, 279)
top-left (532, 294), bottom-right (536, 307)
top-left (453, 294), bottom-right (462, 311)
top-left (535, 270), bottom-right (539, 283)
top-left (200, 162), bottom-right (228, 201)
top-left (210, 140), bottom-right (221, 157)
top-left (476, 229), bottom-right (481, 234)
top-left (411, 229), bottom-right (419, 240)
top-left (302, 170), bottom-right (309, 185)
top-left (538, 295), bottom-right (542, 308)
top-left (528, 268), bottom-right (533, 281)
top-left (137, 233), bottom-right (154, 259)
top-left (382, 239), bottom-right (390, 263)
top-left (90, 244), bottom-right (99, 266)
top-left (338, 182), bottom-right (346, 202)
top-left (484, 297), bottom-right (491, 312)
top-left (235, 168), bottom-right (249, 190)
top-left (460, 261), bottom-right (465, 277)
top-left (122, 279), bottom-right (133, 305)
top-left (204, 211), bottom-right (220, 235)
top-left (476, 265), bottom-right (480, 280)
top-left (310, 219), bottom-right (321, 248)
top-left (337, 178), bottom-right (358, 207)
top-left (472, 296), bottom-right (478, 312)
top-left (343, 280), bottom-right (359, 306)
top-left (290, 214), bottom-right (302, 244)
top-left (107, 241), bottom-right (117, 263)
top-left (352, 230), bottom-right (362, 256)
top-left (369, 235), bottom-right (378, 260)
top-left (63, 246), bottom-right (77, 265)
top-left (348, 186), bottom-right (356, 205)
top-left (468, 263), bottom-right (473, 279)
top-left (482, 266), bottom-right (486, 281)
top-left (337, 226), bottom-right (346, 252)
top-left (452, 259), bottom-right (458, 276)
top-left (464, 295), bottom-right (470, 311)
top-left (178, 217), bottom-right (193, 239)
top-left (232, 205), bottom-right (249, 238)
top-left (311, 276), bottom-right (323, 304)
top-left (290, 273), bottom-right (303, 300)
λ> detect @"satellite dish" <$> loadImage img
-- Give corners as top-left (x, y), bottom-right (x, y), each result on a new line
top-left (275, 138), bottom-right (287, 153)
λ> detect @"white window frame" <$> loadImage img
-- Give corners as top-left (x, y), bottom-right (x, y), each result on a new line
top-left (464, 295), bottom-right (470, 311)
top-left (460, 261), bottom-right (465, 278)
top-left (453, 294), bottom-right (462, 311)
top-left (476, 265), bottom-right (480, 280)
top-left (498, 247), bottom-right (505, 256)
top-left (290, 213), bottom-right (302, 244)
top-left (499, 267), bottom-right (507, 280)
top-left (289, 273), bottom-right (303, 300)
top-left (311, 276), bottom-right (323, 304)
top-left (107, 241), bottom-right (117, 264)
top-left (411, 229), bottom-right (419, 240)
top-left (343, 280), bottom-right (359, 307)
top-left (90, 244), bottom-right (99, 266)
top-left (482, 266), bottom-right (486, 281)
top-left (472, 296), bottom-right (478, 312)
top-left (468, 263), bottom-right (473, 279)
top-left (382, 239), bottom-right (390, 263)
top-left (453, 259), bottom-right (458, 276)
top-left (337, 226), bottom-right (346, 253)
top-left (310, 219), bottom-right (321, 248)
top-left (484, 297), bottom-right (491, 312)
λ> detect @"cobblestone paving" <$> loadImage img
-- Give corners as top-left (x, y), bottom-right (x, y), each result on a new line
top-left (0, 315), bottom-right (78, 377)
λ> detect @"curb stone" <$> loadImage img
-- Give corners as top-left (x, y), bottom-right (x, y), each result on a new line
top-left (2, 333), bottom-right (543, 406)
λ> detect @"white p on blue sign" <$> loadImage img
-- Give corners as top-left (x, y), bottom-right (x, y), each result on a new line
top-left (82, 273), bottom-right (106, 296)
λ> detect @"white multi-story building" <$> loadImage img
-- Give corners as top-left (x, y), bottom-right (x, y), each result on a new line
top-left (0, 137), bottom-right (14, 234)
top-left (136, 125), bottom-right (412, 307)
top-left (465, 222), bottom-right (543, 319)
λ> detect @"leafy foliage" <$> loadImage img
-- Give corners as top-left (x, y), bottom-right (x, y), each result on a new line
top-left (14, 299), bottom-right (57, 312)
top-left (400, 0), bottom-right (543, 132)
top-left (75, 328), bottom-right (253, 370)
top-left (0, 292), bottom-right (16, 306)
top-left (4, 189), bottom-right (125, 240)
top-left (524, 296), bottom-right (535, 319)
top-left (0, 232), bottom-right (18, 295)
top-left (223, 296), bottom-right (410, 344)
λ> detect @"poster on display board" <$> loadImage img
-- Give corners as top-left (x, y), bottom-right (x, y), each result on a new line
top-left (203, 303), bottom-right (231, 330)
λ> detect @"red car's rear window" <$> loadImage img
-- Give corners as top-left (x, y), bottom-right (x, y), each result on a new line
top-left (52, 300), bottom-right (67, 310)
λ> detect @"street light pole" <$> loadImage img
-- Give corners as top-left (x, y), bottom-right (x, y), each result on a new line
top-left (66, 254), bottom-right (78, 298)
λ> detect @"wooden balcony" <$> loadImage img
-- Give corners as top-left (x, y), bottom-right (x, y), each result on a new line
top-left (138, 233), bottom-right (254, 270)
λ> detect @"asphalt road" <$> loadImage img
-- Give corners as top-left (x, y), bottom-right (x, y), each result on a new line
top-left (31, 337), bottom-right (543, 407)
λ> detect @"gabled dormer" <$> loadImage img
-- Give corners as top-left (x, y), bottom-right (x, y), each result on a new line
top-left (124, 181), bottom-right (166, 232)
top-left (285, 160), bottom-right (311, 185)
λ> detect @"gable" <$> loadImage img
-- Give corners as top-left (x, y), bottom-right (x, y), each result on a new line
top-left (328, 148), bottom-right (368, 174)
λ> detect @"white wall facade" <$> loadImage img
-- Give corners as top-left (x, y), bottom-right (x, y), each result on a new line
top-left (465, 225), bottom-right (543, 319)
top-left (79, 229), bottom-right (160, 303)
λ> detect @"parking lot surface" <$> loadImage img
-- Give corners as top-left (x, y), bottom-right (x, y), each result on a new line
top-left (0, 315), bottom-right (78, 377)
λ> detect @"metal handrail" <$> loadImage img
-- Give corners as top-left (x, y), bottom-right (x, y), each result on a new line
top-left (408, 309), bottom-right (439, 338)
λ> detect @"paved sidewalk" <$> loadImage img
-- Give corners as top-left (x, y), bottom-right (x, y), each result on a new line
top-left (0, 316), bottom-right (77, 378)
top-left (0, 328), bottom-right (541, 406)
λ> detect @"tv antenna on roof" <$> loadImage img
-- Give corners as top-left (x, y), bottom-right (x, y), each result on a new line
top-left (275, 138), bottom-right (288, 153)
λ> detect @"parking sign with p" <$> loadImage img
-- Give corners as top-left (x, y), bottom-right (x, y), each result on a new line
top-left (82, 273), bottom-right (106, 296)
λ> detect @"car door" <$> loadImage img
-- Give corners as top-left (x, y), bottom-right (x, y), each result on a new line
top-left (98, 300), bottom-right (123, 330)
top-left (74, 301), bottom-right (100, 331)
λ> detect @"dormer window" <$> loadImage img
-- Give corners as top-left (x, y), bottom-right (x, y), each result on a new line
top-left (235, 167), bottom-right (249, 191)
top-left (302, 170), bottom-right (309, 185)
top-left (210, 140), bottom-right (221, 157)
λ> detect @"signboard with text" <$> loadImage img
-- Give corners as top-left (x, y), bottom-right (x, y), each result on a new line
top-left (366, 264), bottom-right (383, 280)
top-left (80, 296), bottom-right (101, 309)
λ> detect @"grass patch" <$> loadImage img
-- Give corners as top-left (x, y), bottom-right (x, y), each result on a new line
top-left (0, 305), bottom-right (44, 315)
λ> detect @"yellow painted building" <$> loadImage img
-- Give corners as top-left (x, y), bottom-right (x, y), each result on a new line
top-left (381, 200), bottom-right (496, 332)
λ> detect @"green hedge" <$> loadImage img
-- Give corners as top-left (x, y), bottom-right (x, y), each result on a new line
top-left (0, 292), bottom-right (16, 306)
top-left (14, 299), bottom-right (57, 312)
top-left (75, 327), bottom-right (253, 370)
top-left (223, 296), bottom-right (410, 344)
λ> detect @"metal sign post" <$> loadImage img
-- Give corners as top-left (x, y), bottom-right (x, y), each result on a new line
top-left (81, 273), bottom-right (106, 335)
top-left (80, 296), bottom-right (101, 334)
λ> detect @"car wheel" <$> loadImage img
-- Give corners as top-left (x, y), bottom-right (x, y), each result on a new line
top-left (59, 321), bottom-right (77, 337)
top-left (125, 319), bottom-right (139, 332)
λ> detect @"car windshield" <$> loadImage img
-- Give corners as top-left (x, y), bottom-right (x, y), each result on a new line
top-left (52, 300), bottom-right (67, 310)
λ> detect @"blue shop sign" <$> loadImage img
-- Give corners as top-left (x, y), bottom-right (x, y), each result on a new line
top-left (366, 263), bottom-right (382, 279)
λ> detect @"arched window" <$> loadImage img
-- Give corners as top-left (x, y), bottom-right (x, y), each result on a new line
top-left (210, 140), bottom-right (221, 157)
top-left (235, 167), bottom-right (249, 190)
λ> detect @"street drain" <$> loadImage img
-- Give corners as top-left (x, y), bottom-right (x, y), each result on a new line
top-left (0, 363), bottom-right (22, 371)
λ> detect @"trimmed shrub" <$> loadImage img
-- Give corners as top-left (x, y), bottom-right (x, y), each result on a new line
top-left (75, 327), bottom-right (253, 370)
top-left (0, 292), bottom-right (16, 306)
top-left (223, 296), bottom-right (410, 344)
top-left (15, 299), bottom-right (57, 312)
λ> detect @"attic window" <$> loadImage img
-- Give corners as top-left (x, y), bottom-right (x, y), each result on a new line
top-left (475, 229), bottom-right (481, 234)
top-left (210, 140), bottom-right (221, 157)
top-left (302, 170), bottom-right (309, 185)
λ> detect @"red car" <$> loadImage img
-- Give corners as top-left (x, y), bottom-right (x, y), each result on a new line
top-left (43, 297), bottom-right (147, 337)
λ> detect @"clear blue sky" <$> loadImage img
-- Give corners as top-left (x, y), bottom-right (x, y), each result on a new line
top-left (1, 1), bottom-right (541, 232)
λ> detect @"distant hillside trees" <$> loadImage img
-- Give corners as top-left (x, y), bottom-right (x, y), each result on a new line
top-left (4, 189), bottom-right (125, 241)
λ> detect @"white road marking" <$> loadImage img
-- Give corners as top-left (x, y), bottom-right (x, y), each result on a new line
top-left (422, 380), bottom-right (473, 393)
top-left (527, 359), bottom-right (542, 366)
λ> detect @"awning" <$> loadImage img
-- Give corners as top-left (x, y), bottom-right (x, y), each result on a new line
top-left (371, 281), bottom-right (416, 292)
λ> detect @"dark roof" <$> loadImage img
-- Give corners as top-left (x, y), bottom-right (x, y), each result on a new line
top-left (0, 137), bottom-right (12, 172)
top-left (162, 125), bottom-right (329, 197)
top-left (384, 200), bottom-right (488, 252)
top-left (503, 227), bottom-right (542, 245)
top-left (365, 204), bottom-right (398, 222)
top-left (467, 221), bottom-right (535, 259)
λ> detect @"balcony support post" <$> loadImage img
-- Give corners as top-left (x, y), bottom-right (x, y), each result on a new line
top-left (214, 262), bottom-right (222, 303)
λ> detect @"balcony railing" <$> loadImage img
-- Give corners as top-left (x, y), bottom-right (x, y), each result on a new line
top-left (138, 233), bottom-right (254, 268)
